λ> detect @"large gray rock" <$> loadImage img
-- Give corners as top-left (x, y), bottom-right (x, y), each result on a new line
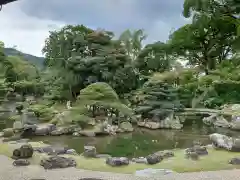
top-left (35, 124), bottom-right (56, 136)
top-left (106, 157), bottom-right (129, 166)
top-left (209, 133), bottom-right (240, 152)
top-left (83, 146), bottom-right (97, 158)
top-left (40, 156), bottom-right (77, 169)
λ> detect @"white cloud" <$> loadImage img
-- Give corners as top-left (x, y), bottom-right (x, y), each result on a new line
top-left (0, 1), bottom-right (66, 57)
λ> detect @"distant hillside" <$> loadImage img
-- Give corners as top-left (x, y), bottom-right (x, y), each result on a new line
top-left (4, 48), bottom-right (44, 68)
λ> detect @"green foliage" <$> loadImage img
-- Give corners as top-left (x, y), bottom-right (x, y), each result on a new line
top-left (169, 13), bottom-right (239, 74)
top-left (4, 48), bottom-right (44, 68)
top-left (27, 104), bottom-right (55, 122)
top-left (42, 25), bottom-right (139, 99)
top-left (76, 82), bottom-right (133, 116)
top-left (119, 29), bottom-right (147, 61)
top-left (135, 42), bottom-right (173, 76)
top-left (135, 79), bottom-right (184, 120)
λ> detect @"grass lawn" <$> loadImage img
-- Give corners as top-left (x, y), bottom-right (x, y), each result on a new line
top-left (0, 141), bottom-right (240, 174)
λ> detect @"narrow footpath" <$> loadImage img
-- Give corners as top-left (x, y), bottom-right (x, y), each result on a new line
top-left (0, 155), bottom-right (239, 180)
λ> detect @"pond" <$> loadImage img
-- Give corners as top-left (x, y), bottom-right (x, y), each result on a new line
top-left (30, 125), bottom-right (240, 158)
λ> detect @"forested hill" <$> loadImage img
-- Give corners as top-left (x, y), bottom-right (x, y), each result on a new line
top-left (4, 48), bottom-right (44, 68)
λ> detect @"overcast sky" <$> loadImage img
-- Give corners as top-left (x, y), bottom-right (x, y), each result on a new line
top-left (0, 0), bottom-right (190, 57)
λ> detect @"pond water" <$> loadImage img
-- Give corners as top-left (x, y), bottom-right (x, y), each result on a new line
top-left (1, 114), bottom-right (239, 158)
top-left (31, 125), bottom-right (240, 158)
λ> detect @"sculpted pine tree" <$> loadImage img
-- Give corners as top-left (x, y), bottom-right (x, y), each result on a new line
top-left (68, 82), bottom-right (133, 127)
top-left (135, 80), bottom-right (184, 121)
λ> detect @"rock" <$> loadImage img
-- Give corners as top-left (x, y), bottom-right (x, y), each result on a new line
top-left (137, 121), bottom-right (160, 129)
top-left (66, 149), bottom-right (77, 155)
top-left (20, 124), bottom-right (37, 138)
top-left (35, 124), bottom-right (56, 136)
top-left (132, 157), bottom-right (147, 164)
top-left (40, 156), bottom-right (77, 169)
top-left (194, 146), bottom-right (208, 155)
top-left (13, 159), bottom-right (30, 166)
top-left (106, 157), bottom-right (129, 166)
top-left (185, 151), bottom-right (199, 160)
top-left (101, 122), bottom-right (117, 135)
top-left (135, 168), bottom-right (176, 177)
top-left (210, 133), bottom-right (232, 150)
top-left (83, 146), bottom-right (97, 158)
top-left (119, 122), bottom-right (134, 132)
top-left (229, 157), bottom-right (240, 165)
top-left (209, 133), bottom-right (240, 152)
top-left (230, 121), bottom-right (240, 130)
top-left (2, 128), bottom-right (14, 137)
top-left (73, 132), bottom-right (80, 136)
top-left (12, 144), bottom-right (33, 160)
top-left (146, 153), bottom-right (163, 165)
top-left (34, 146), bottom-right (68, 155)
top-left (137, 114), bottom-right (183, 130)
top-left (214, 116), bottom-right (230, 128)
top-left (160, 114), bottom-right (183, 129)
top-left (51, 125), bottom-right (80, 136)
top-left (185, 146), bottom-right (208, 156)
top-left (155, 150), bottom-right (174, 158)
top-left (203, 114), bottom-right (230, 128)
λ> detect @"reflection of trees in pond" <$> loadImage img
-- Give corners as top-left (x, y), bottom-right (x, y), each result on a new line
top-left (103, 131), bottom-right (161, 157)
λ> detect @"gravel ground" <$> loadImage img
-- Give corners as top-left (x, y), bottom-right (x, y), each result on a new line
top-left (0, 155), bottom-right (239, 180)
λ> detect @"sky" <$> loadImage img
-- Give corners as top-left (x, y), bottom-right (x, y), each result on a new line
top-left (0, 0), bottom-right (190, 57)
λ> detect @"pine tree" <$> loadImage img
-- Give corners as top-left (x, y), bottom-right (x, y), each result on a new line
top-left (135, 81), bottom-right (184, 121)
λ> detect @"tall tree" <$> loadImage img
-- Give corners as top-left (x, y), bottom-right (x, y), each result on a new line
top-left (119, 29), bottom-right (147, 62)
top-left (183, 0), bottom-right (240, 34)
top-left (169, 13), bottom-right (239, 74)
top-left (135, 41), bottom-right (174, 76)
top-left (42, 25), bottom-right (139, 99)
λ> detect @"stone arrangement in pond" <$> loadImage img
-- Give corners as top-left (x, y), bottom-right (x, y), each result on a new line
top-left (5, 132), bottom-right (240, 169)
